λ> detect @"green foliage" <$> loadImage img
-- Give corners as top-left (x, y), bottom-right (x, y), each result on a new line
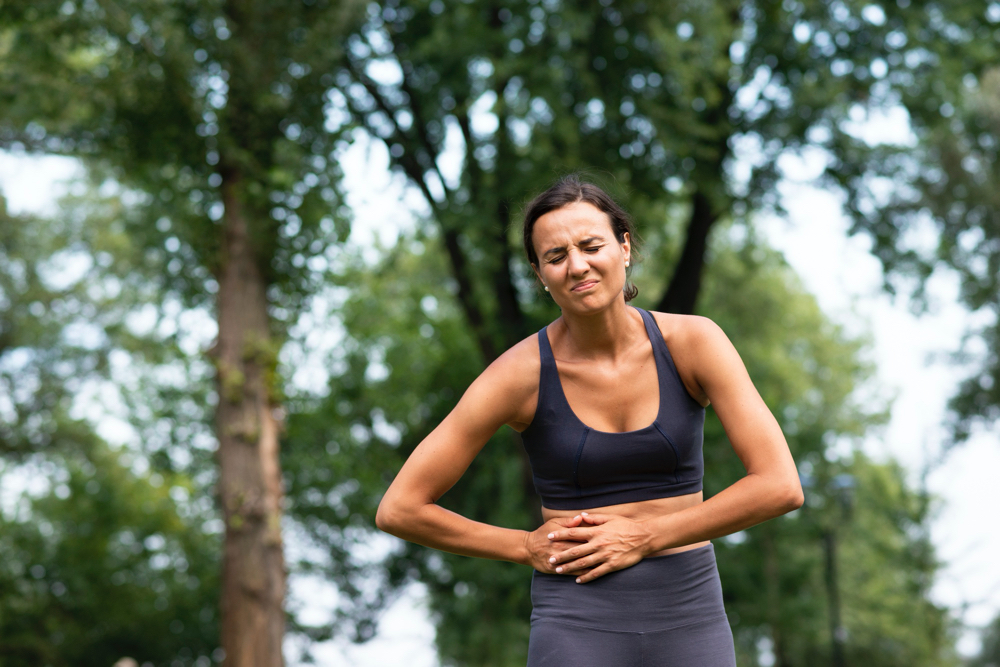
top-left (1, 187), bottom-right (221, 665)
top-left (824, 33), bottom-right (1000, 441)
top-left (0, 183), bottom-right (219, 482)
top-left (0, 438), bottom-right (220, 667)
top-left (0, 0), bottom-right (362, 320)
top-left (971, 612), bottom-right (1000, 667)
top-left (0, 195), bottom-right (104, 458)
top-left (837, 456), bottom-right (954, 665)
top-left (337, 0), bottom-right (1000, 324)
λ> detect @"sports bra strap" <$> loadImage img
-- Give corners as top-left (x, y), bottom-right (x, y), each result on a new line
top-left (537, 308), bottom-right (682, 393)
top-left (536, 326), bottom-right (561, 405)
top-left (636, 307), bottom-right (684, 387)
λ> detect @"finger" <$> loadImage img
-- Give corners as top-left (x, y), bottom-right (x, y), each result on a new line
top-left (543, 520), bottom-right (575, 539)
top-left (547, 527), bottom-right (596, 542)
top-left (552, 514), bottom-right (585, 528)
top-left (553, 552), bottom-right (601, 574)
top-left (577, 512), bottom-right (613, 525)
top-left (548, 541), bottom-right (599, 566)
top-left (575, 562), bottom-right (614, 584)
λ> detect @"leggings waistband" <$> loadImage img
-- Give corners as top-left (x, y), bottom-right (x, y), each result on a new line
top-left (530, 544), bottom-right (726, 633)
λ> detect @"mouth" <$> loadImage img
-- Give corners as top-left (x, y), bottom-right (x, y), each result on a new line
top-left (571, 280), bottom-right (598, 292)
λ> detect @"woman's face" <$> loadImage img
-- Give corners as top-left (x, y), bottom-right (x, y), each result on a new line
top-left (531, 201), bottom-right (630, 313)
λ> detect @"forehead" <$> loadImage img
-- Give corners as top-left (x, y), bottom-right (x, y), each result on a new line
top-left (533, 201), bottom-right (615, 249)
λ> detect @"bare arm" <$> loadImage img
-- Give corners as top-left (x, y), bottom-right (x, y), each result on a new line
top-left (375, 338), bottom-right (583, 570)
top-left (547, 315), bottom-right (803, 582)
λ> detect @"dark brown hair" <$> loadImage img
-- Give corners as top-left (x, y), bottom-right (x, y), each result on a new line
top-left (522, 174), bottom-right (640, 301)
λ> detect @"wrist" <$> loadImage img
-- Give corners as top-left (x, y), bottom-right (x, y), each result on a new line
top-left (639, 514), bottom-right (673, 555)
top-left (518, 529), bottom-right (533, 567)
top-left (638, 518), bottom-right (658, 557)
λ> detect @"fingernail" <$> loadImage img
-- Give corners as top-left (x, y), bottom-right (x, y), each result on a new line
top-left (556, 567), bottom-right (563, 573)
top-left (547, 533), bottom-right (554, 539)
top-left (549, 557), bottom-right (555, 563)
top-left (581, 512), bottom-right (588, 516)
top-left (576, 577), bottom-right (582, 583)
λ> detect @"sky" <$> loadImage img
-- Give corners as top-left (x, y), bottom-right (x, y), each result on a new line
top-left (2, 136), bottom-right (998, 664)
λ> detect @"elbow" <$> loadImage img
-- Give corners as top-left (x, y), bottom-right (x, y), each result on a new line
top-left (375, 497), bottom-right (402, 535)
top-left (779, 478), bottom-right (805, 513)
top-left (376, 492), bottom-right (423, 536)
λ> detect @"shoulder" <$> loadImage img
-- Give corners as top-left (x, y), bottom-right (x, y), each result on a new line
top-left (455, 330), bottom-right (541, 431)
top-left (480, 331), bottom-right (542, 391)
top-left (647, 311), bottom-right (729, 353)
top-left (646, 311), bottom-right (736, 406)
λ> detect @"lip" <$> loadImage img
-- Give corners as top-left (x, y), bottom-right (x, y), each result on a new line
top-left (571, 280), bottom-right (599, 292)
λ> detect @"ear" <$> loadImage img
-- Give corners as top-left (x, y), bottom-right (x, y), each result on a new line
top-left (531, 262), bottom-right (542, 283)
top-left (621, 232), bottom-right (631, 264)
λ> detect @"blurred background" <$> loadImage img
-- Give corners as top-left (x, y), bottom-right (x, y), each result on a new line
top-left (1, 1), bottom-right (999, 665)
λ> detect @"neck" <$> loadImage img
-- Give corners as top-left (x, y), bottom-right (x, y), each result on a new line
top-left (557, 298), bottom-right (642, 359)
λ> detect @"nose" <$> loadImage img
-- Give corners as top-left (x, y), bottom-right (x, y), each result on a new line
top-left (566, 248), bottom-right (590, 276)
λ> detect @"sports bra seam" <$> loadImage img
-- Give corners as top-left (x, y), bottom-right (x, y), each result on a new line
top-left (571, 427), bottom-right (590, 495)
top-left (652, 422), bottom-right (681, 485)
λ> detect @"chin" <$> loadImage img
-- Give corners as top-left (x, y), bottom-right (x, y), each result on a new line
top-left (560, 290), bottom-right (622, 314)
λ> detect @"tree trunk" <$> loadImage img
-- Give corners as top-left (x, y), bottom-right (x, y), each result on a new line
top-left (823, 529), bottom-right (846, 667)
top-left (215, 171), bottom-right (286, 667)
top-left (656, 190), bottom-right (719, 315)
top-left (762, 528), bottom-right (791, 667)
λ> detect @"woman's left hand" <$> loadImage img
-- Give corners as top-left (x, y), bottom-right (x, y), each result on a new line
top-left (544, 512), bottom-right (654, 583)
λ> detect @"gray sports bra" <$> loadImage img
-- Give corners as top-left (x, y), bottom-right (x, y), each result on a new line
top-left (519, 307), bottom-right (706, 510)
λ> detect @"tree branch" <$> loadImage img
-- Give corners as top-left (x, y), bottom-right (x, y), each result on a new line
top-left (344, 56), bottom-right (497, 361)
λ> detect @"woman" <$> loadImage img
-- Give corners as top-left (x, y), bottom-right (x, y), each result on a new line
top-left (376, 175), bottom-right (803, 665)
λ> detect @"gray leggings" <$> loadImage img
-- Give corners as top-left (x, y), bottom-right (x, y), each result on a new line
top-left (527, 544), bottom-right (736, 666)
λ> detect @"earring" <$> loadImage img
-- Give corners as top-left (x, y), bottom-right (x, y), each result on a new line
top-left (544, 285), bottom-right (549, 292)
top-left (625, 259), bottom-right (630, 267)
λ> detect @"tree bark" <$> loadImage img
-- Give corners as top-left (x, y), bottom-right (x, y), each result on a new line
top-left (215, 170), bottom-right (286, 667)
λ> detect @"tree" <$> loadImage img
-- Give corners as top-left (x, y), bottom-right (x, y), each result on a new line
top-left (1, 2), bottom-right (364, 662)
top-left (336, 0), bottom-right (998, 344)
top-left (1, 186), bottom-right (226, 665)
top-left (837, 60), bottom-right (1000, 442)
top-left (0, 438), bottom-right (221, 667)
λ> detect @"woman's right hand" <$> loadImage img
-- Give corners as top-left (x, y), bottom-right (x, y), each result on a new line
top-left (524, 514), bottom-right (588, 574)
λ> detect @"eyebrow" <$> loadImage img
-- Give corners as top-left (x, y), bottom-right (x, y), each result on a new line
top-left (542, 236), bottom-right (605, 257)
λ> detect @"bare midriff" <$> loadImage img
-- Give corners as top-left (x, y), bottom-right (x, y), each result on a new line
top-left (541, 491), bottom-right (710, 557)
